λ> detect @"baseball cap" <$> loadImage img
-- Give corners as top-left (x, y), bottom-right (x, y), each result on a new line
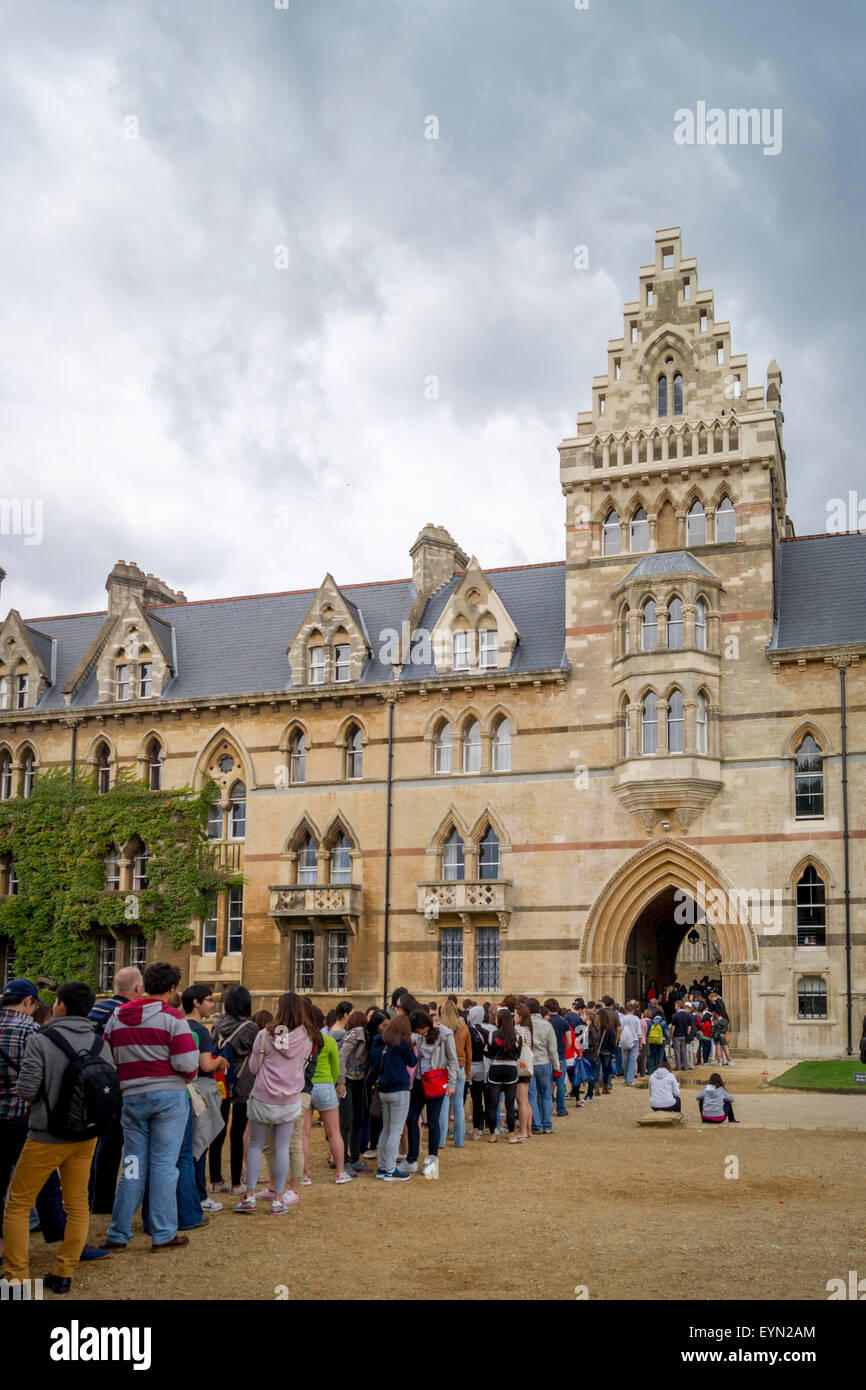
top-left (3, 977), bottom-right (44, 1004)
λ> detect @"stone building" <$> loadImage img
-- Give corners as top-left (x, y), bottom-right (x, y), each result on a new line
top-left (0, 227), bottom-right (863, 1057)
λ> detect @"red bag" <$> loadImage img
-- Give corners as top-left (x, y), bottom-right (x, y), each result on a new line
top-left (421, 1067), bottom-right (448, 1099)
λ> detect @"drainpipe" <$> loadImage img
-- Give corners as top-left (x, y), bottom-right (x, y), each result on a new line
top-left (382, 699), bottom-right (395, 1009)
top-left (69, 721), bottom-right (78, 791)
top-left (839, 662), bottom-right (853, 1056)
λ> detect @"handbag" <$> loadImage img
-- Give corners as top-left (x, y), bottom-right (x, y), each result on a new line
top-left (421, 1067), bottom-right (448, 1099)
top-left (574, 1055), bottom-right (593, 1084)
top-left (518, 1035), bottom-right (534, 1079)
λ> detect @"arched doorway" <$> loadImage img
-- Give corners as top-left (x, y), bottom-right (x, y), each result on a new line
top-left (623, 887), bottom-right (723, 1002)
top-left (579, 840), bottom-right (759, 1046)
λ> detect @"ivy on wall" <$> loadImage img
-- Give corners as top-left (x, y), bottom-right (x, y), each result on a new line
top-left (0, 768), bottom-right (239, 985)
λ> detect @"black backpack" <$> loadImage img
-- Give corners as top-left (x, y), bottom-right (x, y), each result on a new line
top-left (469, 1024), bottom-right (486, 1063)
top-left (43, 1030), bottom-right (121, 1142)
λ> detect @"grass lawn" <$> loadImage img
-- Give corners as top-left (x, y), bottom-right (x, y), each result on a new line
top-left (770, 1059), bottom-right (866, 1093)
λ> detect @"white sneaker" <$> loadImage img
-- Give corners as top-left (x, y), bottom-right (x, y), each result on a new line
top-left (422, 1155), bottom-right (439, 1181)
top-left (255, 1187), bottom-right (277, 1202)
top-left (397, 1159), bottom-right (418, 1173)
top-left (201, 1197), bottom-right (223, 1213)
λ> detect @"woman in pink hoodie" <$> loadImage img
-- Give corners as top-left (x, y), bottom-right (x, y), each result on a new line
top-left (234, 993), bottom-right (310, 1216)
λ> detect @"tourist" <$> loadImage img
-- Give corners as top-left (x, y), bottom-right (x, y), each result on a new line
top-left (637, 1009), bottom-right (652, 1077)
top-left (619, 1002), bottom-right (642, 1086)
top-left (513, 1002), bottom-right (535, 1136)
top-left (697, 1073), bottom-right (739, 1124)
top-left (698, 1010), bottom-right (714, 1065)
top-left (360, 1009), bottom-right (388, 1158)
top-left (596, 997), bottom-right (620, 1094)
top-left (466, 1004), bottom-right (491, 1139)
top-left (403, 1009), bottom-right (457, 1179)
top-left (308, 1005), bottom-right (353, 1183)
top-left (180, 985), bottom-right (228, 1213)
top-left (484, 1008), bottom-right (521, 1143)
top-left (234, 993), bottom-right (309, 1214)
top-left (646, 1008), bottom-right (667, 1074)
top-left (287, 997), bottom-right (324, 1197)
top-left (369, 1013), bottom-right (417, 1181)
top-left (339, 1009), bottom-right (373, 1173)
top-left (101, 962), bottom-right (199, 1253)
top-left (582, 1008), bottom-right (602, 1101)
top-left (209, 985), bottom-right (258, 1196)
top-left (543, 999), bottom-right (571, 1118)
top-left (646, 978), bottom-right (658, 1003)
top-left (0, 978), bottom-right (67, 1265)
top-left (648, 1057), bottom-right (681, 1113)
top-left (670, 998), bottom-right (695, 1071)
top-left (712, 1009), bottom-right (733, 1067)
top-left (527, 999), bottom-right (558, 1133)
top-left (438, 998), bottom-right (471, 1148)
top-left (3, 980), bottom-right (117, 1293)
top-left (88, 967), bottom-right (144, 1214)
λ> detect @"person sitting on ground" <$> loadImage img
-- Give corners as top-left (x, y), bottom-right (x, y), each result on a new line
top-left (697, 1073), bottom-right (739, 1124)
top-left (647, 1056), bottom-right (681, 1113)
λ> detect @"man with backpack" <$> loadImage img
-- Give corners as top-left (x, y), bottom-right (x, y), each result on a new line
top-left (100, 961), bottom-right (198, 1253)
top-left (2, 980), bottom-right (118, 1294)
top-left (646, 1009), bottom-right (667, 1073)
top-left (87, 966), bottom-right (143, 1214)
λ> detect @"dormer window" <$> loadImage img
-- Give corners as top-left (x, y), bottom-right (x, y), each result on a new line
top-left (14, 673), bottom-right (28, 709)
top-left (453, 631), bottom-right (471, 672)
top-left (308, 644), bottom-right (325, 685)
top-left (479, 629), bottom-right (498, 670)
top-left (630, 508), bottom-right (649, 553)
top-left (116, 664), bottom-right (130, 701)
top-left (334, 643), bottom-right (351, 682)
top-left (602, 509), bottom-right (622, 557)
top-left (686, 500), bottom-right (707, 547)
top-left (139, 662), bottom-right (152, 698)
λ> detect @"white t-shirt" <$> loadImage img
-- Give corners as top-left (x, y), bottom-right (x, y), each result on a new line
top-left (649, 1068), bottom-right (681, 1108)
top-left (620, 1014), bottom-right (642, 1049)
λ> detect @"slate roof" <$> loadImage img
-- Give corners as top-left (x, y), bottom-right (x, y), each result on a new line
top-left (622, 551), bottom-right (715, 580)
top-left (770, 534), bottom-right (866, 651)
top-left (23, 562), bottom-right (568, 710)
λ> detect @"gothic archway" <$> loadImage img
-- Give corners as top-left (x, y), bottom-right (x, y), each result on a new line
top-left (579, 840), bottom-right (758, 1045)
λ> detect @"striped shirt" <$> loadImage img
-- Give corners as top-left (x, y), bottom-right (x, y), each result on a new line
top-left (103, 997), bottom-right (198, 1095)
top-left (0, 1008), bottom-right (39, 1121)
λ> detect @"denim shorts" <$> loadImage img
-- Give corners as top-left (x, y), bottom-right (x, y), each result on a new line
top-left (310, 1082), bottom-right (338, 1112)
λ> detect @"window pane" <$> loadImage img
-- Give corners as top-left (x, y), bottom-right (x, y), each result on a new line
top-left (630, 509), bottom-right (649, 553)
top-left (795, 737), bottom-right (824, 818)
top-left (642, 693), bottom-right (658, 754)
top-left (657, 376), bottom-right (667, 416)
top-left (440, 928), bottom-right (463, 991)
top-left (453, 632), bottom-right (470, 671)
top-left (673, 373), bottom-right (683, 415)
top-left (666, 598), bottom-right (683, 649)
top-left (294, 931), bottom-right (315, 991)
top-left (667, 690), bottom-right (684, 753)
top-left (202, 892), bottom-right (218, 954)
top-left (479, 828), bottom-right (500, 880)
top-left (330, 835), bottom-right (352, 884)
top-left (227, 886), bottom-right (243, 953)
top-left (97, 937), bottom-right (116, 994)
top-left (308, 647), bottom-right (324, 684)
top-left (129, 934), bottom-right (147, 972)
top-left (696, 695), bottom-right (708, 755)
top-left (463, 721), bottom-right (481, 773)
top-left (716, 497), bottom-right (735, 543)
top-left (327, 931), bottom-right (348, 992)
top-left (476, 927), bottom-right (500, 991)
top-left (298, 836), bottom-right (318, 884)
top-left (434, 724), bottom-right (452, 774)
top-left (139, 662), bottom-right (152, 698)
top-left (443, 829), bottom-right (464, 881)
top-left (229, 782), bottom-right (246, 838)
top-left (796, 868), bottom-right (826, 946)
top-left (492, 719), bottom-right (511, 772)
top-left (207, 801), bottom-right (223, 838)
top-left (686, 502), bottom-right (707, 547)
top-left (695, 601), bottom-right (708, 651)
top-left (346, 729), bottom-right (363, 778)
top-left (602, 511), bottom-right (621, 556)
top-left (290, 733), bottom-right (306, 783)
top-left (641, 602), bottom-right (657, 652)
top-left (334, 644), bottom-right (351, 682)
top-left (479, 629), bottom-right (498, 669)
top-left (797, 977), bottom-right (827, 1019)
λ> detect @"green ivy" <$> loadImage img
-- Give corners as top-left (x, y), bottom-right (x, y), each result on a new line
top-left (0, 768), bottom-right (240, 985)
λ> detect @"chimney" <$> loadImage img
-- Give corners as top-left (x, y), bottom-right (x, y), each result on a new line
top-left (409, 524), bottom-right (468, 599)
top-left (105, 561), bottom-right (187, 616)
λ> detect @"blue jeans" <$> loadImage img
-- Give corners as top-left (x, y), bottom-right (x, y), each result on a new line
top-left (621, 1045), bottom-right (638, 1085)
top-left (108, 1089), bottom-right (190, 1247)
top-left (648, 1043), bottom-right (665, 1073)
top-left (530, 1063), bottom-right (553, 1132)
top-left (438, 1069), bottom-right (466, 1147)
top-left (143, 1102), bottom-right (202, 1233)
top-left (554, 1064), bottom-right (568, 1115)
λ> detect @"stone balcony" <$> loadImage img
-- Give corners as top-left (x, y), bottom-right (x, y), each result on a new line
top-left (209, 840), bottom-right (243, 872)
top-left (268, 883), bottom-right (362, 932)
top-left (416, 879), bottom-right (512, 931)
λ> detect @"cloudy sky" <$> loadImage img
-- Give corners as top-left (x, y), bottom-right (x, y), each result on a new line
top-left (1, 0), bottom-right (863, 618)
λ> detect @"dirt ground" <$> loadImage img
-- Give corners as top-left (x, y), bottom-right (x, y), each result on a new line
top-left (27, 1061), bottom-right (866, 1302)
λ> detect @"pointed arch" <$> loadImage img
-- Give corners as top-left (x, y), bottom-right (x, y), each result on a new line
top-left (581, 839), bottom-right (760, 970)
top-left (482, 703), bottom-right (518, 738)
top-left (284, 813), bottom-right (323, 855)
top-left (83, 732), bottom-right (118, 767)
top-left (322, 812), bottom-right (360, 852)
top-left (427, 805), bottom-right (470, 854)
top-left (278, 718), bottom-right (313, 753)
top-left (468, 805), bottom-right (513, 852)
top-left (189, 725), bottom-right (256, 791)
top-left (638, 326), bottom-right (701, 377)
top-left (334, 713), bottom-right (369, 748)
top-left (784, 721), bottom-right (832, 758)
top-left (13, 739), bottom-right (38, 765)
top-left (423, 707), bottom-right (456, 742)
top-left (785, 853), bottom-right (835, 893)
